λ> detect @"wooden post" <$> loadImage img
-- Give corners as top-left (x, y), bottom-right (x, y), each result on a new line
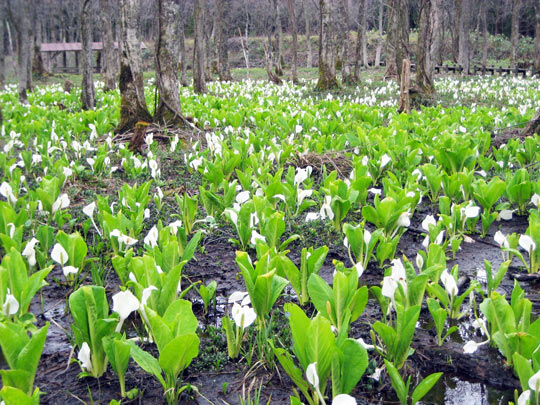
top-left (398, 59), bottom-right (411, 114)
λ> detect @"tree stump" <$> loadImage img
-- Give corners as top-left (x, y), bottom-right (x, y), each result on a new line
top-left (128, 121), bottom-right (150, 153)
top-left (398, 59), bottom-right (411, 113)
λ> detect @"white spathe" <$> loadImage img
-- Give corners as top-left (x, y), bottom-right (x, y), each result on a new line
top-left (112, 290), bottom-right (140, 332)
top-left (332, 394), bottom-right (357, 405)
top-left (78, 342), bottom-right (93, 373)
top-left (231, 303), bottom-right (257, 329)
top-left (51, 243), bottom-right (69, 266)
top-left (2, 289), bottom-right (19, 316)
top-left (440, 270), bottom-right (458, 297)
top-left (306, 362), bottom-right (319, 388)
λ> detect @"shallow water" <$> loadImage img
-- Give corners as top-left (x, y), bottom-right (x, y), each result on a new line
top-left (422, 375), bottom-right (514, 405)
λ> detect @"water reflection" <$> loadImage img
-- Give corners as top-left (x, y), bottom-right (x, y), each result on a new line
top-left (422, 375), bottom-right (514, 405)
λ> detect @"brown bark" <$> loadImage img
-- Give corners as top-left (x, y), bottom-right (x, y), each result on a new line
top-left (510, 0), bottom-right (521, 69)
top-left (416, 0), bottom-right (435, 95)
top-left (193, 0), bottom-right (207, 93)
top-left (264, 37), bottom-right (282, 84)
top-left (116, 0), bottom-right (152, 133)
top-left (339, 0), bottom-right (352, 84)
top-left (7, 0), bottom-right (32, 103)
top-left (430, 0), bottom-right (442, 70)
top-left (0, 15), bottom-right (5, 89)
top-left (384, 0), bottom-right (397, 78)
top-left (32, 2), bottom-right (46, 77)
top-left (216, 0), bottom-right (233, 81)
top-left (481, 0), bottom-right (488, 68)
top-left (286, 0), bottom-right (298, 83)
top-left (354, 0), bottom-right (368, 81)
top-left (398, 59), bottom-right (411, 114)
top-left (535, 0), bottom-right (540, 72)
top-left (80, 0), bottom-right (96, 110)
top-left (304, 0), bottom-right (312, 68)
top-left (99, 0), bottom-right (117, 91)
top-left (178, 1), bottom-right (188, 86)
top-left (395, 0), bottom-right (410, 82)
top-left (457, 0), bottom-right (470, 73)
top-left (316, 0), bottom-right (338, 89)
top-left (155, 0), bottom-right (188, 127)
top-left (375, 0), bottom-right (384, 67)
top-left (273, 0), bottom-right (283, 76)
top-left (129, 121), bottom-right (149, 153)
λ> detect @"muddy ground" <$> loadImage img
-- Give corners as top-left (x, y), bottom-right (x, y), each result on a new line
top-left (26, 197), bottom-right (533, 405)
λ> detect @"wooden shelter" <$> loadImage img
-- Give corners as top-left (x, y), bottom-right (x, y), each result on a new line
top-left (39, 42), bottom-right (147, 74)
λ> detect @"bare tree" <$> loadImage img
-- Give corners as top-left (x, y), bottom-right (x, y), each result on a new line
top-left (99, 0), bottom-right (117, 91)
top-left (193, 0), bottom-right (207, 93)
top-left (80, 0), bottom-right (95, 110)
top-left (7, 0), bottom-right (32, 103)
top-left (510, 0), bottom-right (521, 68)
top-left (374, 0), bottom-right (384, 67)
top-left (416, 0), bottom-right (437, 95)
top-left (316, 0), bottom-right (338, 89)
top-left (303, 0), bottom-right (312, 68)
top-left (339, 0), bottom-right (353, 83)
top-left (286, 0), bottom-right (299, 83)
top-left (216, 0), bottom-right (233, 81)
top-left (457, 0), bottom-right (470, 73)
top-left (384, 0), bottom-right (397, 77)
top-left (178, 1), bottom-right (188, 86)
top-left (116, 0), bottom-right (152, 133)
top-left (273, 0), bottom-right (284, 76)
top-left (0, 4), bottom-right (5, 90)
top-left (535, 0), bottom-right (540, 72)
top-left (32, 1), bottom-right (47, 77)
top-left (480, 0), bottom-right (488, 67)
top-left (354, 0), bottom-right (368, 81)
top-left (154, 0), bottom-right (183, 125)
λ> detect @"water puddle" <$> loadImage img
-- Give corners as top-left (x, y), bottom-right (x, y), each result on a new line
top-left (421, 375), bottom-right (514, 405)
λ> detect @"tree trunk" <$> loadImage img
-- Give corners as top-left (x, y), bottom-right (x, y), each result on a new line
top-left (316, 0), bottom-right (338, 90)
top-left (7, 0), bottom-right (32, 103)
top-left (203, 0), bottom-right (213, 82)
top-left (457, 0), bottom-right (470, 74)
top-left (375, 0), bottom-right (384, 67)
top-left (0, 15), bottom-right (5, 89)
top-left (339, 0), bottom-right (352, 83)
top-left (384, 0), bottom-right (397, 77)
top-left (193, 0), bottom-right (207, 93)
top-left (361, 0), bottom-right (368, 67)
top-left (80, 0), bottom-right (95, 110)
top-left (155, 0), bottom-right (188, 127)
top-left (116, 0), bottom-right (152, 133)
top-left (398, 58), bottom-right (411, 113)
top-left (395, 0), bottom-right (410, 82)
top-left (535, 0), bottom-right (540, 72)
top-left (509, 0), bottom-right (521, 69)
top-left (99, 0), bottom-right (117, 91)
top-left (416, 0), bottom-right (435, 95)
top-left (430, 0), bottom-right (442, 70)
top-left (216, 0), bottom-right (233, 81)
top-left (32, 3), bottom-right (46, 77)
top-left (354, 0), bottom-right (367, 81)
top-left (264, 32), bottom-right (282, 84)
top-left (481, 0), bottom-right (488, 67)
top-left (274, 0), bottom-right (284, 76)
top-left (178, 1), bottom-right (188, 86)
top-left (286, 0), bottom-right (298, 83)
top-left (303, 0), bottom-right (312, 68)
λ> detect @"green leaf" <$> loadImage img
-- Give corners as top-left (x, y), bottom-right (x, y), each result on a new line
top-left (384, 360), bottom-right (408, 404)
top-left (159, 333), bottom-right (199, 379)
top-left (128, 342), bottom-right (165, 388)
top-left (411, 372), bottom-right (442, 404)
top-left (338, 339), bottom-right (368, 394)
